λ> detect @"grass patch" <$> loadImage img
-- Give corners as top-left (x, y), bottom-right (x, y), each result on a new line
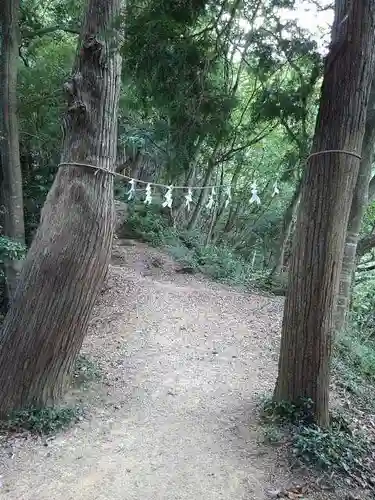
top-left (73, 354), bottom-right (102, 386)
top-left (0, 406), bottom-right (82, 435)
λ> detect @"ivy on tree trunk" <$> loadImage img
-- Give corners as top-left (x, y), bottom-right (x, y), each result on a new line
top-left (0, 0), bottom-right (122, 416)
top-left (273, 0), bottom-right (375, 427)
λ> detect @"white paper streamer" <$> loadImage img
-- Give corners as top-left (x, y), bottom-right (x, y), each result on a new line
top-left (225, 185), bottom-right (232, 208)
top-left (162, 185), bottom-right (173, 208)
top-left (206, 187), bottom-right (216, 210)
top-left (127, 179), bottom-right (136, 200)
top-left (144, 183), bottom-right (152, 205)
top-left (185, 188), bottom-right (193, 211)
top-left (119, 176), bottom-right (281, 210)
top-left (250, 182), bottom-right (261, 205)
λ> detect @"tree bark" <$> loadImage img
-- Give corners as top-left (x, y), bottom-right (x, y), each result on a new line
top-left (0, 0), bottom-right (26, 300)
top-left (270, 177), bottom-right (302, 278)
top-left (0, 0), bottom-right (122, 416)
top-left (186, 157), bottom-right (216, 231)
top-left (273, 0), bottom-right (375, 427)
top-left (334, 81), bottom-right (375, 333)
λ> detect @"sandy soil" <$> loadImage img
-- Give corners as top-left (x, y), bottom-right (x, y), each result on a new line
top-left (0, 241), bottom-right (358, 499)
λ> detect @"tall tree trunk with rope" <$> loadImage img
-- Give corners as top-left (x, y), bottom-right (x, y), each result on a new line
top-left (273, 0), bottom-right (375, 427)
top-left (0, 0), bottom-right (122, 416)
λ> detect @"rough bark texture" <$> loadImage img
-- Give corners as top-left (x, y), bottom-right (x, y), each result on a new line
top-left (274, 1), bottom-right (375, 427)
top-left (335, 81), bottom-right (375, 333)
top-left (0, 0), bottom-right (26, 299)
top-left (0, 0), bottom-right (121, 416)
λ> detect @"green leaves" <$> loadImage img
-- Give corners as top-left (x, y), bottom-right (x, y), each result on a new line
top-left (293, 423), bottom-right (374, 489)
top-left (1, 406), bottom-right (82, 435)
top-left (0, 237), bottom-right (27, 263)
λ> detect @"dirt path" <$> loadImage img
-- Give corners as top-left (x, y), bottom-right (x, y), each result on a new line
top-left (0, 242), bottom-right (338, 499)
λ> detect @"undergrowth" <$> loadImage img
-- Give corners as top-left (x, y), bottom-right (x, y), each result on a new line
top-left (124, 202), bottom-right (270, 288)
top-left (0, 354), bottom-right (99, 436)
top-left (0, 406), bottom-right (82, 435)
top-left (261, 397), bottom-right (375, 491)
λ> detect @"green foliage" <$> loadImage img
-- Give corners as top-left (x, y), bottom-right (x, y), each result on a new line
top-left (0, 237), bottom-right (27, 281)
top-left (351, 278), bottom-right (375, 336)
top-left (125, 203), bottom-right (176, 246)
top-left (167, 240), bottom-right (254, 284)
top-left (333, 276), bottom-right (375, 399)
top-left (334, 330), bottom-right (375, 382)
top-left (122, 0), bottom-right (226, 175)
top-left (18, 34), bottom-right (76, 240)
top-left (261, 397), bottom-right (375, 489)
top-left (194, 245), bottom-right (252, 284)
top-left (16, 0), bottom-right (325, 274)
top-left (262, 424), bottom-right (285, 444)
top-left (0, 237), bottom-right (27, 263)
top-left (292, 423), bottom-right (372, 478)
top-left (0, 406), bottom-right (82, 435)
top-left (73, 354), bottom-right (102, 386)
top-left (121, 202), bottom-right (269, 286)
top-left (262, 397), bottom-right (315, 426)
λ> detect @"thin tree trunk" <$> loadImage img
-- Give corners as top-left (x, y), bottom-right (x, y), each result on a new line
top-left (212, 161), bottom-right (245, 244)
top-left (205, 164), bottom-right (225, 244)
top-left (186, 158), bottom-right (215, 231)
top-left (274, 0), bottom-right (375, 427)
top-left (0, 0), bottom-right (25, 300)
top-left (222, 201), bottom-right (241, 240)
top-left (205, 204), bottom-right (217, 246)
top-left (270, 178), bottom-right (302, 278)
top-left (0, 0), bottom-right (122, 416)
top-left (335, 81), bottom-right (375, 333)
top-left (174, 136), bottom-right (204, 223)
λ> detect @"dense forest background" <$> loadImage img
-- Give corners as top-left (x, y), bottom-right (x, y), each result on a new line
top-left (3, 0), bottom-right (375, 486)
top-left (2, 0), bottom-right (375, 491)
top-left (6, 0), bottom-right (375, 351)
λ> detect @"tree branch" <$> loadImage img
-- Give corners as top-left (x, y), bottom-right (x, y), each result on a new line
top-left (356, 262), bottom-right (375, 272)
top-left (21, 25), bottom-right (80, 41)
top-left (357, 232), bottom-right (375, 257)
top-left (368, 172), bottom-right (375, 203)
top-left (215, 123), bottom-right (277, 165)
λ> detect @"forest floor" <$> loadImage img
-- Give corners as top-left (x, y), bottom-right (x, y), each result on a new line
top-left (0, 240), bottom-right (365, 499)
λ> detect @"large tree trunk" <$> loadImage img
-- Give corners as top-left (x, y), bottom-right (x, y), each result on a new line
top-left (0, 0), bottom-right (26, 300)
top-left (334, 81), bottom-right (375, 333)
top-left (273, 0), bottom-right (375, 428)
top-left (0, 0), bottom-right (121, 416)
